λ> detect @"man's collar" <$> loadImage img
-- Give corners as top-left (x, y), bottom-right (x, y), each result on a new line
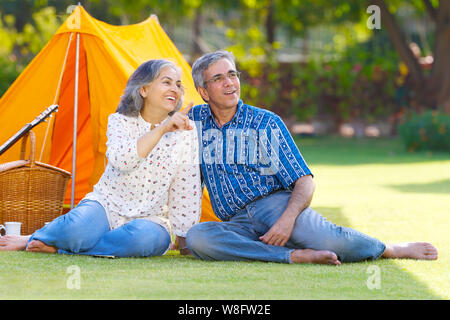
top-left (205, 99), bottom-right (244, 126)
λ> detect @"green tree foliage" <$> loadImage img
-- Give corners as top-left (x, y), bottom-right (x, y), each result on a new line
top-left (0, 6), bottom-right (63, 97)
top-left (1, 0), bottom-right (448, 129)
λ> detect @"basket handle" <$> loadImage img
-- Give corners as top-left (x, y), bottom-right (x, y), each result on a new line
top-left (19, 131), bottom-right (36, 167)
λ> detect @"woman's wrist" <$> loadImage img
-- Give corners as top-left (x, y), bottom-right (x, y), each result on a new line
top-left (159, 117), bottom-right (173, 134)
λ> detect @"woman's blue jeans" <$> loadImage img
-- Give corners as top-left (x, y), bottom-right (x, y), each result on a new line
top-left (28, 200), bottom-right (171, 258)
top-left (186, 190), bottom-right (386, 263)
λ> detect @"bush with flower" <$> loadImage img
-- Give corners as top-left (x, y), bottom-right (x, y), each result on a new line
top-left (398, 110), bottom-right (450, 152)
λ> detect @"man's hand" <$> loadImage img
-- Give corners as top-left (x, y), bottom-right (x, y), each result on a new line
top-left (161, 102), bottom-right (194, 133)
top-left (259, 175), bottom-right (315, 246)
top-left (259, 215), bottom-right (296, 247)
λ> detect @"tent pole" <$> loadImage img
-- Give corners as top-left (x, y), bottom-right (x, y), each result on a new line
top-left (71, 32), bottom-right (80, 209)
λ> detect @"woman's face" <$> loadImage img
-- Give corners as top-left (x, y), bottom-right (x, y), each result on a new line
top-left (140, 66), bottom-right (183, 114)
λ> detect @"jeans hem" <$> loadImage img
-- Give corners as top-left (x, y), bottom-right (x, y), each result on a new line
top-left (286, 249), bottom-right (295, 264)
top-left (373, 242), bottom-right (387, 261)
top-left (25, 234), bottom-right (35, 249)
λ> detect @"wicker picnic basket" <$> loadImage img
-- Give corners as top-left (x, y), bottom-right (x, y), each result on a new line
top-left (0, 131), bottom-right (71, 235)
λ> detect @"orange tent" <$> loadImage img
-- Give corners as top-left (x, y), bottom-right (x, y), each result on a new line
top-left (0, 6), bottom-right (219, 223)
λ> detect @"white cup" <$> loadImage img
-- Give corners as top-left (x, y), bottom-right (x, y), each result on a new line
top-left (0, 222), bottom-right (22, 237)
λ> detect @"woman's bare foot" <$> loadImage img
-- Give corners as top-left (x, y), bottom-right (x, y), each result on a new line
top-left (290, 249), bottom-right (341, 265)
top-left (382, 242), bottom-right (438, 260)
top-left (0, 235), bottom-right (30, 251)
top-left (26, 240), bottom-right (58, 254)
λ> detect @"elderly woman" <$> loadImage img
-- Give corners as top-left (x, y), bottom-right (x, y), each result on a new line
top-left (0, 59), bottom-right (201, 257)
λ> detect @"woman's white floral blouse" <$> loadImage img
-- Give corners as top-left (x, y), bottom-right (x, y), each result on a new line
top-left (84, 112), bottom-right (202, 237)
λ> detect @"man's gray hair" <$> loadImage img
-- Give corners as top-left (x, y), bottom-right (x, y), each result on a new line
top-left (116, 59), bottom-right (183, 117)
top-left (191, 50), bottom-right (236, 90)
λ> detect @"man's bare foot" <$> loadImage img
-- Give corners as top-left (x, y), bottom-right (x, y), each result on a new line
top-left (290, 249), bottom-right (341, 266)
top-left (0, 235), bottom-right (30, 251)
top-left (382, 242), bottom-right (438, 260)
top-left (26, 240), bottom-right (58, 254)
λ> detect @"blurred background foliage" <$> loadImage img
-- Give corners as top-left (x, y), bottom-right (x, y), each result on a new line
top-left (0, 0), bottom-right (448, 150)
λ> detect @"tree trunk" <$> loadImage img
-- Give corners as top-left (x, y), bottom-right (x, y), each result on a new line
top-left (431, 1), bottom-right (450, 113)
top-left (373, 0), bottom-right (450, 112)
top-left (191, 7), bottom-right (204, 63)
top-left (265, 0), bottom-right (275, 45)
top-left (372, 0), bottom-right (425, 87)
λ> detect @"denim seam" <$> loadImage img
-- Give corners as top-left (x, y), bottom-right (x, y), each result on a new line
top-left (341, 227), bottom-right (386, 261)
top-left (341, 227), bottom-right (384, 245)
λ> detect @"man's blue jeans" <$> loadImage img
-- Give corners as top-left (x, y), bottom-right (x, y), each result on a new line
top-left (186, 190), bottom-right (386, 263)
top-left (28, 199), bottom-right (171, 258)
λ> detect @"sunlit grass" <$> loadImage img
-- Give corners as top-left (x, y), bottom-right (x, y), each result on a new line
top-left (1, 137), bottom-right (448, 299)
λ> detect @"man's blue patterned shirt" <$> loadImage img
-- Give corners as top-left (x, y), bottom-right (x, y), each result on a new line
top-left (188, 100), bottom-right (312, 221)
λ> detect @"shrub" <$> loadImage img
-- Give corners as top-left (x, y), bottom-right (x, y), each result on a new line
top-left (398, 111), bottom-right (450, 152)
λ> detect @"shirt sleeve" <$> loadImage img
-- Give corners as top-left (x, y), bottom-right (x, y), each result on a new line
top-left (168, 122), bottom-right (202, 237)
top-left (262, 114), bottom-right (313, 188)
top-left (105, 113), bottom-right (144, 172)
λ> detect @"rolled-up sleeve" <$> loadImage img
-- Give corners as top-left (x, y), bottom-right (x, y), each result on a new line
top-left (168, 125), bottom-right (202, 237)
top-left (105, 113), bottom-right (144, 172)
top-left (265, 114), bottom-right (313, 188)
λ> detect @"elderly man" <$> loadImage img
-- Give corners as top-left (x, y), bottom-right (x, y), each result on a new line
top-left (184, 50), bottom-right (438, 265)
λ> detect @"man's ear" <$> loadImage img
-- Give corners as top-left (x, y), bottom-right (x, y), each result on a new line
top-left (197, 86), bottom-right (209, 102)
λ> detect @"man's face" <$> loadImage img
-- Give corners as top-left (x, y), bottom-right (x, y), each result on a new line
top-left (198, 58), bottom-right (241, 112)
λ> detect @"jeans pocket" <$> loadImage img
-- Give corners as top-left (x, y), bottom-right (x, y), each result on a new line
top-left (245, 202), bottom-right (256, 219)
top-left (247, 206), bottom-right (275, 236)
top-left (243, 204), bottom-right (263, 236)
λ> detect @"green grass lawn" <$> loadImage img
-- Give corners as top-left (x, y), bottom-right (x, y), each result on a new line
top-left (1, 137), bottom-right (449, 300)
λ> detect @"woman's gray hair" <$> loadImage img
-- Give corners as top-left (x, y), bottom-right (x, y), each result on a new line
top-left (191, 50), bottom-right (236, 90)
top-left (116, 59), bottom-right (183, 117)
